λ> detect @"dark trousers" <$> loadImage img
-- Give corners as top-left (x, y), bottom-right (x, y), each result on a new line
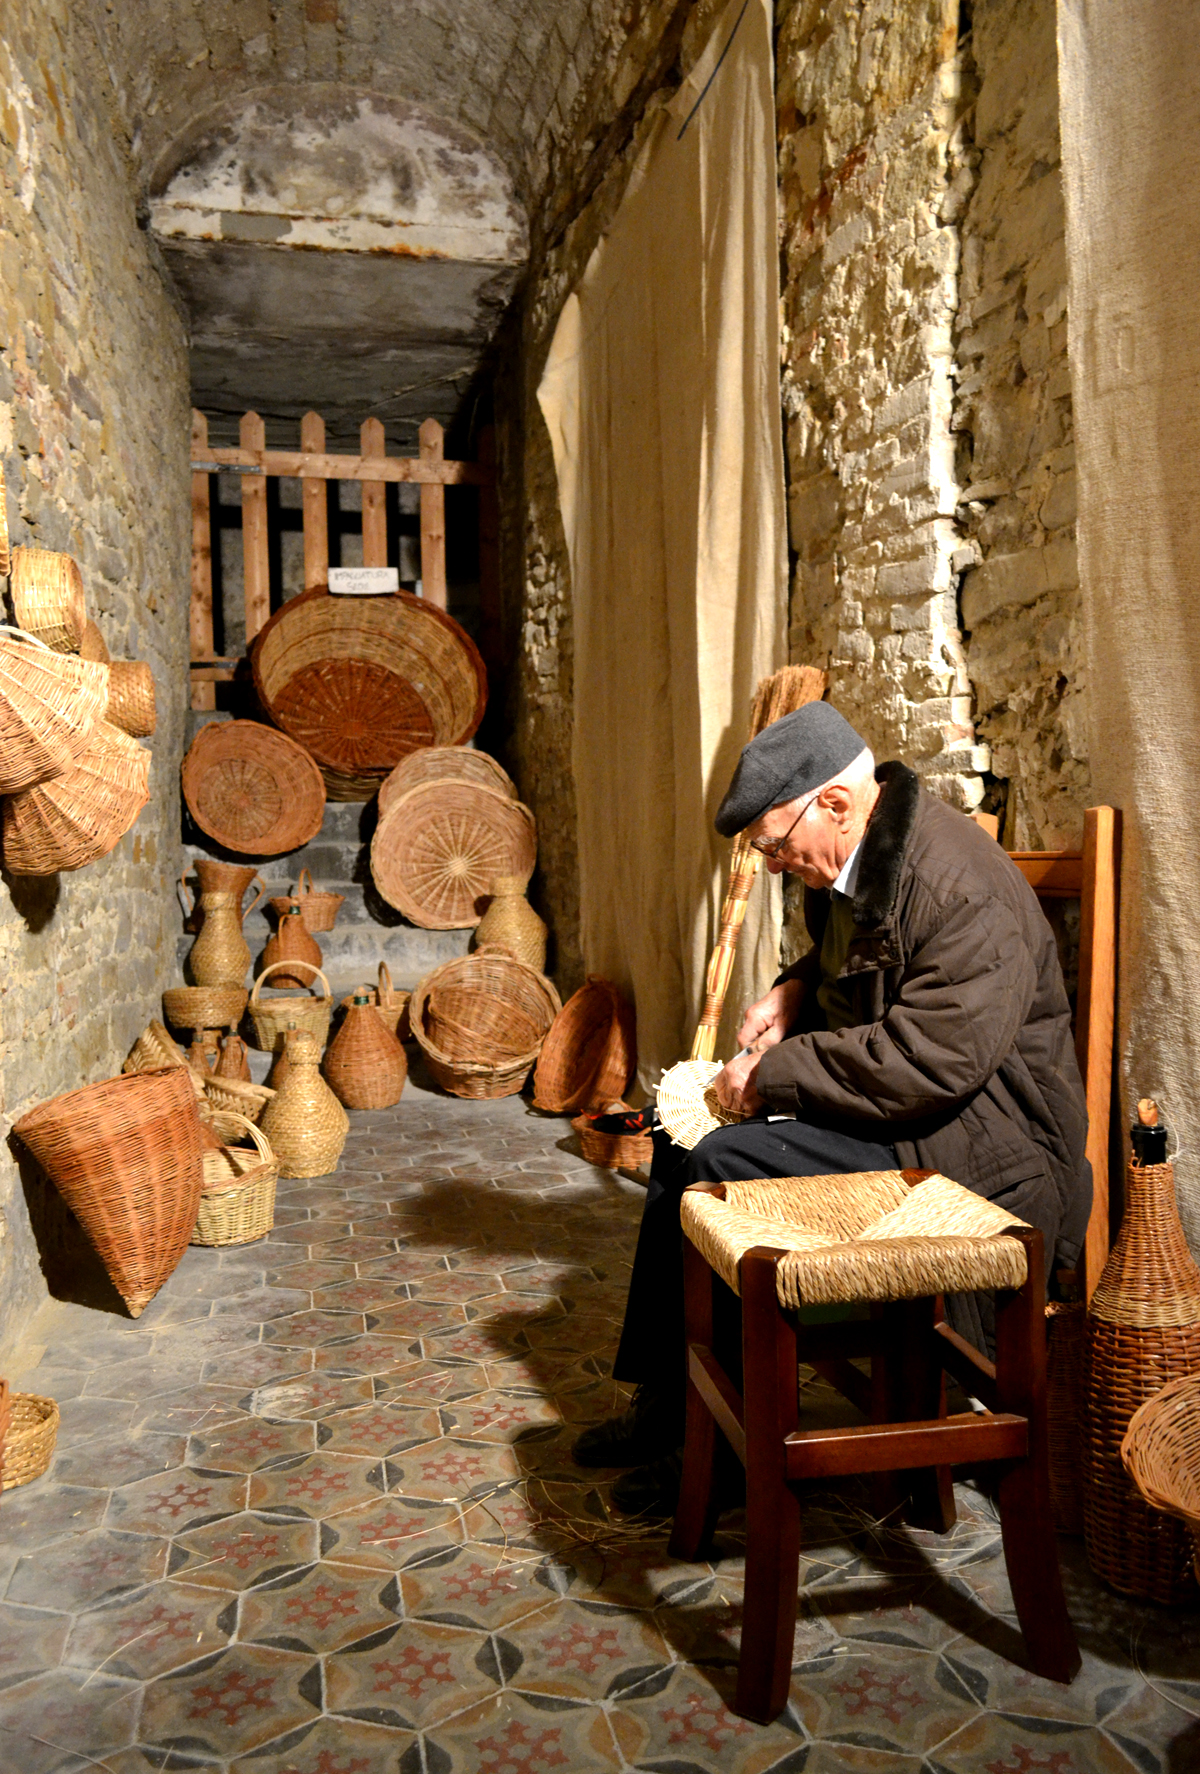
top-left (611, 1115), bottom-right (897, 1395)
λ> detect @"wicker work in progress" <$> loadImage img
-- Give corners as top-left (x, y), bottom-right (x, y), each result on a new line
top-left (182, 720), bottom-right (325, 855)
top-left (475, 877), bottom-right (547, 972)
top-left (9, 547), bottom-right (86, 653)
top-left (325, 995), bottom-right (408, 1109)
top-left (572, 1106), bottom-right (653, 1170)
top-left (372, 781), bottom-right (537, 929)
top-left (268, 869), bottom-right (344, 934)
top-left (411, 953), bottom-right (561, 1098)
top-left (163, 985), bottom-right (248, 1033)
top-left (657, 1058), bottom-right (747, 1150)
top-left (1, 1394), bottom-right (59, 1489)
top-left (378, 745), bottom-right (516, 817)
top-left (2, 719), bottom-right (149, 874)
top-left (249, 961), bottom-right (333, 1052)
top-left (105, 660), bottom-right (156, 738)
top-left (13, 1068), bottom-right (204, 1318)
top-left (341, 961), bottom-right (410, 1040)
top-left (534, 976), bottom-right (637, 1114)
top-left (1085, 1154), bottom-right (1200, 1603)
top-left (0, 627), bottom-right (108, 794)
top-left (1121, 1374), bottom-right (1200, 1584)
top-left (260, 1030), bottom-right (348, 1176)
top-left (192, 1113), bottom-right (279, 1246)
top-left (252, 589), bottom-right (487, 792)
top-left (203, 1072), bottom-right (274, 1124)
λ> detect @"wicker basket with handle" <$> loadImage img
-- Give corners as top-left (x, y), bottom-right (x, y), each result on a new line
top-left (267, 868), bottom-right (344, 934)
top-left (1, 1394), bottom-right (59, 1489)
top-left (2, 718), bottom-right (149, 874)
top-left (378, 745), bottom-right (516, 817)
top-left (104, 660), bottom-right (156, 738)
top-left (411, 951), bottom-right (561, 1098)
top-left (13, 1068), bottom-right (204, 1318)
top-left (249, 960), bottom-right (333, 1052)
top-left (533, 976), bottom-right (636, 1114)
top-left (0, 626), bottom-right (108, 794)
top-left (340, 961), bottom-right (410, 1040)
top-left (1121, 1373), bottom-right (1200, 1585)
top-left (9, 547), bottom-right (86, 653)
top-left (324, 992), bottom-right (407, 1109)
top-left (162, 985), bottom-right (248, 1033)
top-left (372, 781), bottom-right (537, 929)
top-left (191, 1112), bottom-right (279, 1247)
top-left (182, 719), bottom-right (325, 856)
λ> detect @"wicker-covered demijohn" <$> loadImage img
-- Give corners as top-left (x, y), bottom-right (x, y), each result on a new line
top-left (182, 720), bottom-right (325, 856)
top-left (372, 781), bottom-right (537, 929)
top-left (534, 976), bottom-right (637, 1114)
top-left (13, 1068), bottom-right (204, 1318)
top-left (0, 626), bottom-right (108, 794)
top-left (1121, 1373), bottom-right (1200, 1585)
top-left (260, 1030), bottom-right (348, 1177)
top-left (412, 951), bottom-right (561, 1098)
top-left (475, 876), bottom-right (547, 972)
top-left (9, 547), bottom-right (86, 653)
top-left (324, 993), bottom-right (407, 1110)
top-left (1, 1394), bottom-right (59, 1489)
top-left (2, 719), bottom-right (149, 874)
top-left (191, 1112), bottom-right (279, 1247)
top-left (378, 744), bottom-right (516, 817)
top-left (251, 588), bottom-right (486, 798)
top-left (105, 659), bottom-right (157, 738)
top-left (249, 960), bottom-right (333, 1052)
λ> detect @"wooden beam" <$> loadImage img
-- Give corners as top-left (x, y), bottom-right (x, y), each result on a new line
top-left (933, 1320), bottom-right (1000, 1414)
top-left (190, 410), bottom-right (216, 712)
top-left (1009, 852), bottom-right (1084, 896)
top-left (419, 417), bottom-right (447, 610)
top-left (686, 1344), bottom-right (747, 1465)
top-left (1076, 807), bottom-right (1120, 1297)
top-left (785, 1412), bottom-right (1028, 1479)
top-left (240, 411), bottom-right (270, 641)
top-left (189, 446), bottom-right (489, 486)
top-left (478, 424), bottom-right (501, 668)
top-left (300, 411), bottom-right (329, 592)
top-left (360, 417), bottom-right (388, 569)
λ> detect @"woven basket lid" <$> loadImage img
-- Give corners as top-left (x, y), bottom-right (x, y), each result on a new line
top-left (250, 589), bottom-right (486, 777)
top-left (371, 780), bottom-right (537, 929)
top-left (378, 746), bottom-right (516, 818)
top-left (182, 720), bottom-right (325, 856)
top-left (656, 1058), bottom-right (747, 1150)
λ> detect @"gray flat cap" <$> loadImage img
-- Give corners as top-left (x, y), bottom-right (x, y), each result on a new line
top-left (715, 703), bottom-right (867, 837)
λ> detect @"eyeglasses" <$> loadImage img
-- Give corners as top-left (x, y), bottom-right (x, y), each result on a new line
top-left (748, 789), bottom-right (822, 858)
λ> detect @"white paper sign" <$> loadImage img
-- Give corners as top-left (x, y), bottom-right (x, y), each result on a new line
top-left (328, 566), bottom-right (400, 595)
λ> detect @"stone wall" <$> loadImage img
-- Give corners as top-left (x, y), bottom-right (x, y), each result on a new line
top-left (0, 6), bottom-right (191, 1357)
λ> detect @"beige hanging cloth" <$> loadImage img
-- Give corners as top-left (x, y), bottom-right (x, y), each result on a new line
top-left (538, 0), bottom-right (787, 1087)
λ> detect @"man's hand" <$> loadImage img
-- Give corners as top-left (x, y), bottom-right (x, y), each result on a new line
top-left (713, 1048), bottom-right (764, 1116)
top-left (737, 978), bottom-right (803, 1051)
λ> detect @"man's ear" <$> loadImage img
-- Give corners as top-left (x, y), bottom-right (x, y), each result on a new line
top-left (821, 782), bottom-right (855, 823)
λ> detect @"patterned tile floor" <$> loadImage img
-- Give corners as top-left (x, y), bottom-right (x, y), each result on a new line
top-left (2, 1076), bottom-right (1199, 1773)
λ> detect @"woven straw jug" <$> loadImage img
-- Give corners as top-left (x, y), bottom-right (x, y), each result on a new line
top-left (214, 1033), bottom-right (253, 1083)
top-left (189, 1030), bottom-right (220, 1073)
top-left (1084, 1102), bottom-right (1200, 1602)
top-left (262, 903), bottom-right (323, 989)
top-left (474, 876), bottom-right (547, 972)
top-left (260, 1030), bottom-right (348, 1177)
top-left (325, 994), bottom-right (407, 1110)
top-left (188, 891), bottom-right (252, 988)
top-left (266, 1023), bottom-right (297, 1091)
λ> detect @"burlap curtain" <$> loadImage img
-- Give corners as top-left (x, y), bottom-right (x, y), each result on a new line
top-left (1058, 0), bottom-right (1200, 1245)
top-left (538, 0), bottom-right (786, 1087)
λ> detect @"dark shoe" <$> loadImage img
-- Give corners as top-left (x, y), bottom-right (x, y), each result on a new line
top-left (610, 1452), bottom-right (683, 1518)
top-left (571, 1384), bottom-right (683, 1468)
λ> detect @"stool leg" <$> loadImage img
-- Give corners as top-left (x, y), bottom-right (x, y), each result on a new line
top-left (894, 1297), bottom-right (956, 1533)
top-left (671, 1240), bottom-right (720, 1560)
top-left (994, 1228), bottom-right (1081, 1684)
top-left (735, 1247), bottom-right (801, 1724)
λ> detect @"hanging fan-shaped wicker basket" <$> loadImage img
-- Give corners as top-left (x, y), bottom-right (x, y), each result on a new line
top-left (534, 976), bottom-right (637, 1114)
top-left (371, 781), bottom-right (537, 929)
top-left (0, 626), bottom-right (108, 794)
top-left (378, 745), bottom-right (516, 818)
top-left (2, 719), bottom-right (149, 874)
top-left (9, 547), bottom-right (86, 653)
top-left (182, 720), bottom-right (325, 856)
top-left (251, 589), bottom-right (486, 787)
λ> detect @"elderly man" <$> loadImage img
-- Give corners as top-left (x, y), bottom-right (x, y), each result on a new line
top-left (574, 702), bottom-right (1091, 1511)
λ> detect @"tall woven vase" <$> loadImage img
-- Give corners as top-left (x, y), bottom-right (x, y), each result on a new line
top-left (262, 904), bottom-right (323, 989)
top-left (1084, 1110), bottom-right (1200, 1602)
top-left (324, 995), bottom-right (407, 1110)
top-left (474, 876), bottom-right (547, 972)
top-left (187, 891), bottom-right (252, 987)
top-left (260, 1031), bottom-right (348, 1177)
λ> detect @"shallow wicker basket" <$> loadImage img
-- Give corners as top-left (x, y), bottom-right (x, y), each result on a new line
top-left (251, 589), bottom-right (487, 793)
top-left (2, 718), bottom-right (149, 874)
top-left (9, 547), bottom-right (86, 653)
top-left (534, 976), bottom-right (637, 1114)
top-left (340, 961), bottom-right (410, 1040)
top-left (163, 985), bottom-right (248, 1033)
top-left (249, 960), bottom-right (333, 1052)
top-left (372, 781), bottom-right (537, 929)
top-left (572, 1105), bottom-right (654, 1170)
top-left (411, 952), bottom-right (561, 1098)
top-left (267, 868), bottom-right (345, 934)
top-left (1, 1394), bottom-right (59, 1489)
top-left (105, 660), bottom-right (156, 738)
top-left (0, 625), bottom-right (108, 794)
top-left (203, 1072), bottom-right (274, 1124)
top-left (378, 745), bottom-right (516, 818)
top-left (191, 1113), bottom-right (279, 1247)
top-left (656, 1058), bottom-right (747, 1150)
top-left (182, 720), bottom-right (325, 856)
top-left (1121, 1373), bottom-right (1200, 1584)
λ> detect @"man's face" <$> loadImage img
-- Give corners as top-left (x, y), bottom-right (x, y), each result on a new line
top-left (747, 792), bottom-right (843, 888)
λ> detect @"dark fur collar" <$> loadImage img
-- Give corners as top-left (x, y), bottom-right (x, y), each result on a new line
top-left (851, 761), bottom-right (921, 927)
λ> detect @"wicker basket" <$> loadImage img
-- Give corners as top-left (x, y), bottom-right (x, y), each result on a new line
top-left (1085, 1154), bottom-right (1200, 1603)
top-left (251, 588), bottom-right (487, 792)
top-left (0, 626), bottom-right (108, 794)
top-left (163, 985), bottom-right (248, 1033)
top-left (105, 660), bottom-right (156, 738)
top-left (13, 1069), bottom-right (204, 1318)
top-left (123, 1019), bottom-right (204, 1097)
top-left (324, 994), bottom-right (407, 1109)
top-left (534, 976), bottom-right (637, 1114)
top-left (2, 719), bottom-right (149, 874)
top-left (9, 547), bottom-right (86, 653)
top-left (411, 952), bottom-right (561, 1098)
top-left (372, 781), bottom-right (537, 929)
top-left (182, 720), bottom-right (325, 856)
top-left (191, 1113), bottom-right (279, 1247)
top-left (572, 1105), bottom-right (654, 1171)
top-left (1, 1394), bottom-right (59, 1489)
top-left (79, 620), bottom-right (110, 664)
top-left (268, 868), bottom-right (345, 934)
top-left (1121, 1373), bottom-right (1200, 1585)
top-left (249, 960), bottom-right (333, 1052)
top-left (378, 745), bottom-right (516, 817)
top-left (656, 1059), bottom-right (747, 1150)
top-left (340, 961), bottom-right (410, 1041)
top-left (203, 1072), bottom-right (274, 1124)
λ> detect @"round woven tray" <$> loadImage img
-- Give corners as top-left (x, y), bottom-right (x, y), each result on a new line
top-left (0, 626), bottom-right (108, 794)
top-left (105, 660), bottom-right (156, 738)
top-left (1122, 1373), bottom-right (1200, 1583)
top-left (378, 745), bottom-right (516, 818)
top-left (371, 781), bottom-right (537, 929)
top-left (192, 1113), bottom-right (279, 1247)
top-left (657, 1058), bottom-right (747, 1150)
top-left (9, 547), bottom-right (86, 653)
top-left (182, 720), bottom-right (325, 856)
top-left (534, 976), bottom-right (637, 1114)
top-left (249, 960), bottom-right (333, 1052)
top-left (411, 952), bottom-right (561, 1098)
top-left (2, 718), bottom-right (150, 875)
top-left (2, 1393), bottom-right (59, 1489)
top-left (163, 985), bottom-right (248, 1032)
top-left (251, 589), bottom-right (486, 786)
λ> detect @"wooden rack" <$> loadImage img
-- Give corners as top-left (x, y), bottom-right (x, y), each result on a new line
top-left (189, 408), bottom-right (497, 711)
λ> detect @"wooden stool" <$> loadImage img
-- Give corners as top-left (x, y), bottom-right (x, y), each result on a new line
top-left (670, 1168), bottom-right (1081, 1723)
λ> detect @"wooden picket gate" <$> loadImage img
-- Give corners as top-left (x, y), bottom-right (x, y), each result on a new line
top-left (189, 408), bottom-right (498, 711)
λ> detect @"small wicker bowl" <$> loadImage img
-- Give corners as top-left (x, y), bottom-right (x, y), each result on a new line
top-left (2, 1393), bottom-right (59, 1489)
